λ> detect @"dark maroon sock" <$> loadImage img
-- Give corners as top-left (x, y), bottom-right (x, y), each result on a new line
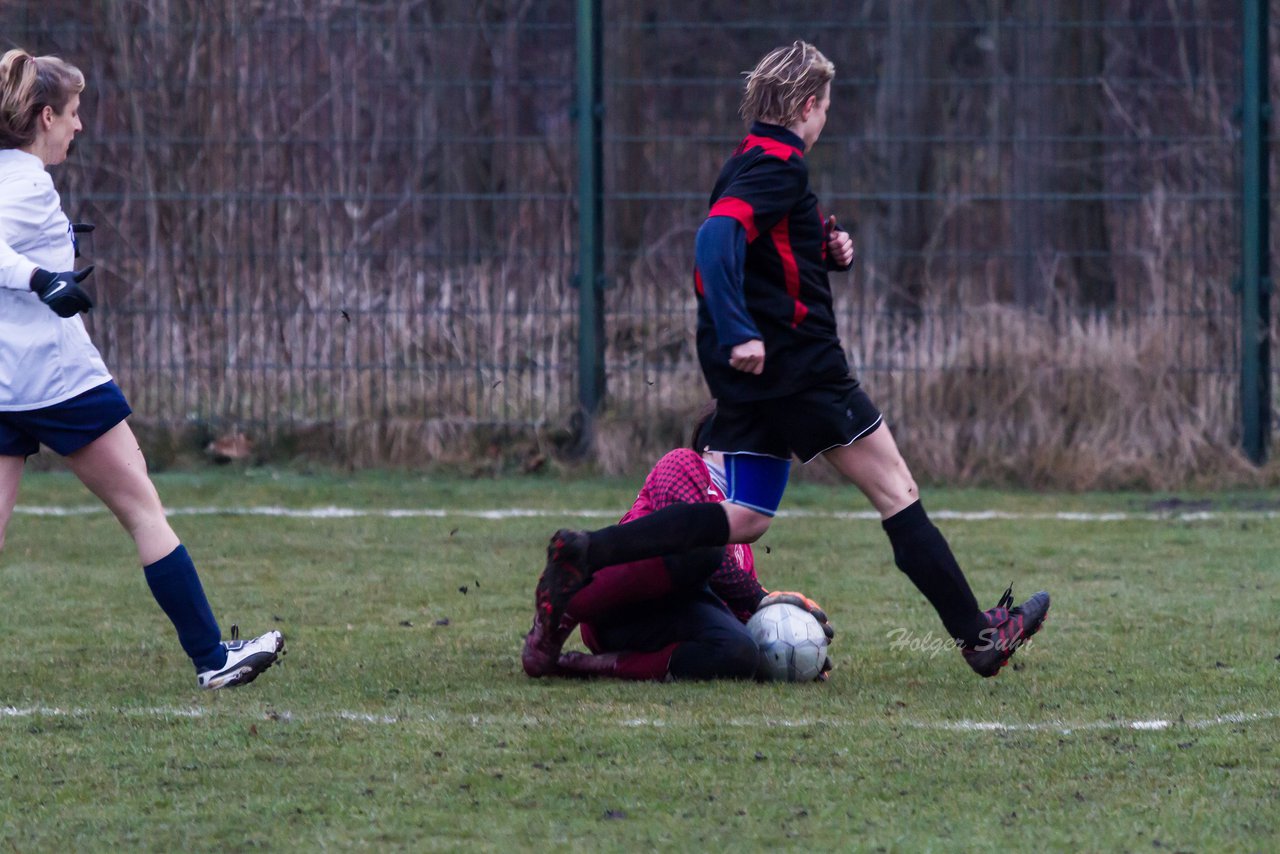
top-left (566, 548), bottom-right (723, 620)
top-left (615, 644), bottom-right (680, 680)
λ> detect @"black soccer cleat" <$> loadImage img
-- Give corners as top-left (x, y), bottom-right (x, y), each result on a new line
top-left (961, 585), bottom-right (1050, 678)
top-left (534, 529), bottom-right (592, 632)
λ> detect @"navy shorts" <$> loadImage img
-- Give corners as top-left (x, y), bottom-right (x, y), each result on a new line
top-left (704, 376), bottom-right (883, 463)
top-left (0, 381), bottom-right (132, 457)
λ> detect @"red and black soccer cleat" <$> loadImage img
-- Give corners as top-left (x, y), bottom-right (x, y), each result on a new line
top-left (534, 529), bottom-right (592, 631)
top-left (961, 585), bottom-right (1050, 677)
top-left (523, 530), bottom-right (593, 677)
top-left (520, 613), bottom-right (577, 677)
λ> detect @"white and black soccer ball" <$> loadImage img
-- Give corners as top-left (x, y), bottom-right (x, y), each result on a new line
top-left (746, 602), bottom-right (830, 682)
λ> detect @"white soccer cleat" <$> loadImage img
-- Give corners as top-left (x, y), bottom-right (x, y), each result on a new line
top-left (197, 626), bottom-right (285, 690)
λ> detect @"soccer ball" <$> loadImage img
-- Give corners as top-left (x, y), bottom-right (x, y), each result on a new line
top-left (746, 602), bottom-right (830, 682)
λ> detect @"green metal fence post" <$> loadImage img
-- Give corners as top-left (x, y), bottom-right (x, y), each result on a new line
top-left (575, 0), bottom-right (605, 441)
top-left (1240, 0), bottom-right (1272, 464)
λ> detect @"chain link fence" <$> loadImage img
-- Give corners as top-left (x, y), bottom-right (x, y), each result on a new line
top-left (8, 1), bottom-right (1276, 485)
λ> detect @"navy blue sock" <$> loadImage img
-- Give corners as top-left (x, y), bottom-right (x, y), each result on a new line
top-left (143, 545), bottom-right (225, 671)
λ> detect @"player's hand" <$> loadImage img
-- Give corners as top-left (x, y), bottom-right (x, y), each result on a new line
top-left (825, 215), bottom-right (854, 267)
top-left (729, 339), bottom-right (765, 375)
top-left (815, 654), bottom-right (833, 682)
top-left (758, 590), bottom-right (835, 640)
top-left (30, 266), bottom-right (95, 318)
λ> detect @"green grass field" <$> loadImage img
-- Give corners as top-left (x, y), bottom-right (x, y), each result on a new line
top-left (1, 469), bottom-right (1277, 851)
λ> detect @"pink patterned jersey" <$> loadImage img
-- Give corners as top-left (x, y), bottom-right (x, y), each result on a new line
top-left (620, 448), bottom-right (764, 621)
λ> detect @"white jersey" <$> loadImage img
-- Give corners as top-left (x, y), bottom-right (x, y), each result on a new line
top-left (0, 148), bottom-right (112, 411)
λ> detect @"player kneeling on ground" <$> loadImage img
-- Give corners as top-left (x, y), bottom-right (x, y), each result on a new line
top-left (529, 42), bottom-right (1049, 678)
top-left (522, 414), bottom-right (832, 681)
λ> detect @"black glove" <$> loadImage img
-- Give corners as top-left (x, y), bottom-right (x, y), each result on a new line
top-left (30, 266), bottom-right (95, 318)
top-left (71, 222), bottom-right (95, 258)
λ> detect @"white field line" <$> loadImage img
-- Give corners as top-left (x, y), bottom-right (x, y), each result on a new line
top-left (12, 505), bottom-right (1280, 522)
top-left (2, 704), bottom-right (1276, 736)
top-left (906, 709), bottom-right (1280, 735)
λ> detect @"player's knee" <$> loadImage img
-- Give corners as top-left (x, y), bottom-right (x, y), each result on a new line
top-left (731, 511), bottom-right (772, 543)
top-left (869, 467), bottom-right (919, 517)
top-left (724, 503), bottom-right (773, 543)
top-left (888, 476), bottom-right (919, 508)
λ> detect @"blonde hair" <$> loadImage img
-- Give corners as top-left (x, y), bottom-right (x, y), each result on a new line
top-left (0, 49), bottom-right (85, 149)
top-left (739, 41), bottom-right (834, 127)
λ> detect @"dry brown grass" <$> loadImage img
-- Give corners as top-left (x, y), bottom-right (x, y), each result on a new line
top-left (586, 299), bottom-right (1280, 491)
top-left (888, 304), bottom-right (1272, 491)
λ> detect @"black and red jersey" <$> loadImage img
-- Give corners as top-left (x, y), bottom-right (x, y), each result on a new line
top-left (617, 448), bottom-right (763, 621)
top-left (695, 121), bottom-right (852, 402)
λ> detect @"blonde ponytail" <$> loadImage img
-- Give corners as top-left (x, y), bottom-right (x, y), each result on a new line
top-left (0, 48), bottom-right (85, 149)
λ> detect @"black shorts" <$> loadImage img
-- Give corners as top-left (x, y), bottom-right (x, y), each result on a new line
top-left (703, 376), bottom-right (883, 463)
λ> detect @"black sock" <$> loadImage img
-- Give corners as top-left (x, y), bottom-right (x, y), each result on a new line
top-left (585, 502), bottom-right (730, 570)
top-left (882, 501), bottom-right (983, 646)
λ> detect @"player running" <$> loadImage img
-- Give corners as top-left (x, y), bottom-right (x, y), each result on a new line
top-left (522, 411), bottom-right (832, 681)
top-left (528, 41), bottom-right (1049, 678)
top-left (0, 49), bottom-right (283, 690)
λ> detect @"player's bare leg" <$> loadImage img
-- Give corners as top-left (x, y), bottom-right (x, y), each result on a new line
top-left (0, 455), bottom-right (26, 554)
top-left (825, 425), bottom-right (1049, 676)
top-left (66, 421), bottom-right (284, 688)
top-left (822, 424), bottom-right (918, 519)
top-left (64, 420), bottom-right (178, 564)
